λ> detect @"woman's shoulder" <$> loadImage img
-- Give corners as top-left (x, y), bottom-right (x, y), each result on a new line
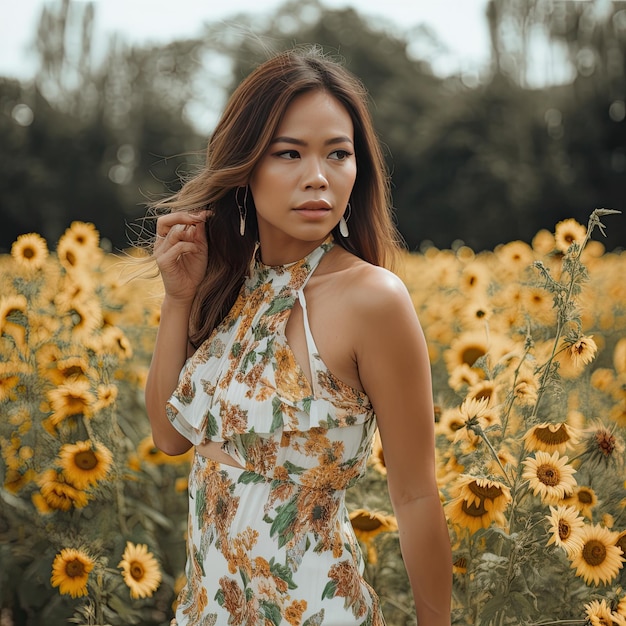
top-left (323, 246), bottom-right (413, 315)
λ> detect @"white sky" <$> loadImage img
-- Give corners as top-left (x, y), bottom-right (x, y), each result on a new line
top-left (1, 0), bottom-right (492, 79)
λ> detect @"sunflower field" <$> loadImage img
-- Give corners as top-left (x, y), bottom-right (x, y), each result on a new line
top-left (1, 209), bottom-right (625, 626)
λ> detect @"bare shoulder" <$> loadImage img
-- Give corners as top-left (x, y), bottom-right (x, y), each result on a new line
top-left (320, 246), bottom-right (417, 328)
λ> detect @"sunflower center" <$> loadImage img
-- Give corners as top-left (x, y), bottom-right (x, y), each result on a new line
top-left (535, 424), bottom-right (569, 445)
top-left (66, 558), bottom-right (86, 578)
top-left (536, 463), bottom-right (560, 486)
top-left (130, 561), bottom-right (145, 581)
top-left (468, 481), bottom-right (503, 501)
top-left (577, 490), bottom-right (594, 505)
top-left (582, 539), bottom-right (607, 566)
top-left (461, 499), bottom-right (488, 517)
top-left (24, 247), bottom-right (36, 259)
top-left (352, 513), bottom-right (382, 531)
top-left (74, 450), bottom-right (98, 470)
top-left (557, 520), bottom-right (572, 540)
top-left (616, 535), bottom-right (626, 555)
top-left (596, 431), bottom-right (616, 456)
top-left (462, 347), bottom-right (486, 367)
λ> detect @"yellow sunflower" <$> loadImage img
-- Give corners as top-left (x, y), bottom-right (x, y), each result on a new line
top-left (349, 509), bottom-right (398, 563)
top-left (567, 335), bottom-right (598, 368)
top-left (56, 222), bottom-right (100, 270)
top-left (46, 380), bottom-right (95, 426)
top-left (448, 363), bottom-right (482, 392)
top-left (38, 469), bottom-right (89, 511)
top-left (368, 430), bottom-right (386, 476)
top-left (564, 486), bottom-right (598, 519)
top-left (545, 505), bottom-right (585, 555)
top-left (532, 228), bottom-right (556, 254)
top-left (51, 548), bottom-right (94, 598)
top-left (570, 524), bottom-right (624, 586)
top-left (445, 475), bottom-right (511, 534)
top-left (0, 294), bottom-right (28, 349)
top-left (118, 542), bottom-right (162, 599)
top-left (58, 440), bottom-right (113, 490)
top-left (44, 354), bottom-right (94, 386)
top-left (584, 599), bottom-right (614, 626)
top-left (521, 450), bottom-right (577, 503)
top-left (616, 530), bottom-right (626, 559)
top-left (523, 422), bottom-right (579, 454)
top-left (452, 556), bottom-right (467, 575)
top-left (11, 233), bottom-right (49, 271)
top-left (554, 218), bottom-right (587, 253)
top-left (94, 384), bottom-right (118, 411)
top-left (617, 594), bottom-right (626, 618)
top-left (443, 331), bottom-right (490, 373)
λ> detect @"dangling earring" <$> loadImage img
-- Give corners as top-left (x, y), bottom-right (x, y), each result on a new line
top-left (339, 203), bottom-right (351, 238)
top-left (235, 186), bottom-right (249, 236)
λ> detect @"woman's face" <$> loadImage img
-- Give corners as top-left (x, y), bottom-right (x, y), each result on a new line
top-left (249, 90), bottom-right (357, 261)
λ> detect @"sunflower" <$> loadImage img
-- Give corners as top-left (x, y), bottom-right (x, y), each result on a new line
top-left (38, 468), bottom-right (89, 510)
top-left (521, 287), bottom-right (555, 326)
top-left (44, 354), bottom-right (93, 386)
top-left (118, 542), bottom-right (162, 599)
top-left (369, 430), bottom-right (386, 476)
top-left (615, 338), bottom-right (626, 375)
top-left (532, 228), bottom-right (556, 254)
top-left (554, 218), bottom-right (587, 253)
top-left (0, 372), bottom-right (20, 403)
top-left (94, 384), bottom-right (118, 411)
top-left (616, 530), bottom-right (626, 559)
top-left (523, 422), bottom-right (579, 454)
top-left (349, 509), bottom-right (398, 563)
top-left (51, 548), bottom-right (94, 598)
top-left (448, 363), bottom-right (483, 392)
top-left (58, 440), bottom-right (113, 490)
top-left (495, 240), bottom-right (534, 273)
top-left (0, 295), bottom-right (28, 348)
top-left (521, 450), bottom-right (577, 504)
top-left (584, 599), bottom-right (615, 626)
top-left (564, 486), bottom-right (598, 519)
top-left (443, 331), bottom-right (490, 373)
top-left (445, 475), bottom-right (511, 534)
top-left (466, 380), bottom-right (499, 409)
top-left (581, 423), bottom-right (625, 467)
top-left (56, 222), bottom-right (100, 270)
top-left (567, 335), bottom-right (598, 368)
top-left (11, 233), bottom-right (49, 271)
top-left (459, 262), bottom-right (491, 295)
top-left (46, 380), bottom-right (95, 426)
top-left (545, 505), bottom-right (585, 555)
top-left (570, 524), bottom-right (624, 586)
top-left (459, 298), bottom-right (492, 330)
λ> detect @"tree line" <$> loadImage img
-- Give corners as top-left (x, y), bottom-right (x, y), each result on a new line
top-left (0, 0), bottom-right (624, 253)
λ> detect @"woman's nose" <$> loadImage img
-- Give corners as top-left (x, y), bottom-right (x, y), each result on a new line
top-left (303, 160), bottom-right (328, 189)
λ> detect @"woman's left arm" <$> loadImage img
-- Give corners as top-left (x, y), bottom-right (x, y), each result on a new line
top-left (355, 268), bottom-right (452, 626)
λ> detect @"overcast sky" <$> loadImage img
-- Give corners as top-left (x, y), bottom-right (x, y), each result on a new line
top-left (1, 0), bottom-right (492, 79)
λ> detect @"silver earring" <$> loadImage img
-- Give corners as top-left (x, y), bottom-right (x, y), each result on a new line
top-left (339, 203), bottom-right (351, 238)
top-left (235, 186), bottom-right (248, 236)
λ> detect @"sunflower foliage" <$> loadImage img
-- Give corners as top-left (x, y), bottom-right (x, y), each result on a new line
top-left (0, 224), bottom-right (190, 625)
top-left (396, 208), bottom-right (626, 625)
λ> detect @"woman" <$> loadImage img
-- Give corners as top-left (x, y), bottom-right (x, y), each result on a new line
top-left (145, 46), bottom-right (451, 625)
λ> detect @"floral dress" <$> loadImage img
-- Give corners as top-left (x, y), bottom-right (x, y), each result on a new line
top-left (167, 238), bottom-right (385, 626)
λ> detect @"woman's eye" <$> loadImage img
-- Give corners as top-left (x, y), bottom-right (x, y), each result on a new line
top-left (276, 150), bottom-right (300, 160)
top-left (329, 149), bottom-right (353, 161)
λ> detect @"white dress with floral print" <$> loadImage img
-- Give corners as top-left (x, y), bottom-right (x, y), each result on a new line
top-left (167, 239), bottom-right (385, 626)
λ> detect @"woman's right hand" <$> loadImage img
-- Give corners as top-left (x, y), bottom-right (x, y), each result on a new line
top-left (153, 210), bottom-right (211, 304)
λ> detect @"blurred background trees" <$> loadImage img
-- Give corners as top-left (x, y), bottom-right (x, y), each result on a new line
top-left (0, 0), bottom-right (624, 253)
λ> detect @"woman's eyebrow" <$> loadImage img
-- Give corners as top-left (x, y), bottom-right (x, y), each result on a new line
top-left (270, 135), bottom-right (354, 146)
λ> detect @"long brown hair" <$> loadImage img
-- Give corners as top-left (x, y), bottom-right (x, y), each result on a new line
top-left (152, 46), bottom-right (403, 348)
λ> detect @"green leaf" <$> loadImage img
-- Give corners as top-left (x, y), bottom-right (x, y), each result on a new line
top-left (269, 557), bottom-right (297, 590)
top-left (238, 471), bottom-right (265, 484)
top-left (260, 601), bottom-right (282, 626)
top-left (265, 296), bottom-right (296, 316)
top-left (270, 497), bottom-right (298, 547)
top-left (205, 409), bottom-right (219, 437)
top-left (271, 396), bottom-right (284, 431)
top-left (321, 580), bottom-right (337, 600)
